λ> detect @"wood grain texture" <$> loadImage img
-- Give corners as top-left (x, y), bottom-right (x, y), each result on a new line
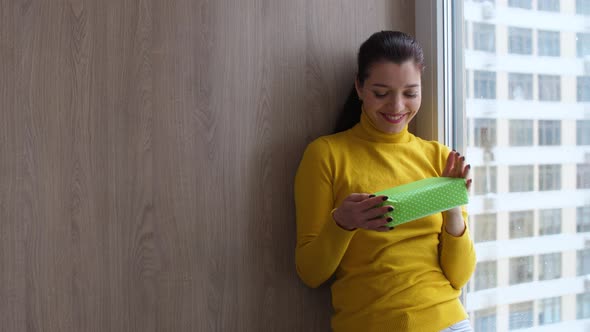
top-left (1, 0), bottom-right (414, 331)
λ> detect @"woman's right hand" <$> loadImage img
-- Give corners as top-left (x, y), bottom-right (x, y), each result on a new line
top-left (332, 194), bottom-right (395, 232)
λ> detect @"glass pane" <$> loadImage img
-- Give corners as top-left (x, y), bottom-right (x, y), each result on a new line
top-left (460, 1), bottom-right (590, 330)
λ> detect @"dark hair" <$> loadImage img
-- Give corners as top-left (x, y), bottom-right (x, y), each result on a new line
top-left (334, 31), bottom-right (425, 133)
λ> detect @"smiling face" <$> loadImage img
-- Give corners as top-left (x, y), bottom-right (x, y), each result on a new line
top-left (355, 60), bottom-right (422, 134)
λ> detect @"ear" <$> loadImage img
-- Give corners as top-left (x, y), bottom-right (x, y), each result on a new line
top-left (354, 77), bottom-right (363, 101)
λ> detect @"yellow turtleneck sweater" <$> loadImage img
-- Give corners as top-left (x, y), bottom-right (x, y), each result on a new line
top-left (294, 112), bottom-right (476, 332)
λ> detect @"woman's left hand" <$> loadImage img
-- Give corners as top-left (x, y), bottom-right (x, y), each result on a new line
top-left (441, 150), bottom-right (471, 236)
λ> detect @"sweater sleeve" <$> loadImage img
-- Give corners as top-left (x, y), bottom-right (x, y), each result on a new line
top-left (294, 138), bottom-right (357, 288)
top-left (440, 208), bottom-right (477, 289)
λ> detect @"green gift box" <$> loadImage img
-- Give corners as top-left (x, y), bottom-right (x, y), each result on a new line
top-left (374, 177), bottom-right (469, 228)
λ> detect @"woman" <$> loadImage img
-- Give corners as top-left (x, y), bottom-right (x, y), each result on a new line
top-left (294, 31), bottom-right (476, 332)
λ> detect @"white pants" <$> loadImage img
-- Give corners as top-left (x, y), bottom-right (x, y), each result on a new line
top-left (439, 319), bottom-right (473, 332)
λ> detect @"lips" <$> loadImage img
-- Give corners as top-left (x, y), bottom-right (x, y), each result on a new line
top-left (380, 112), bottom-right (407, 124)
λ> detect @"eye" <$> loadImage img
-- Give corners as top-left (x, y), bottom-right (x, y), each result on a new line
top-left (374, 91), bottom-right (388, 98)
top-left (404, 92), bottom-right (419, 98)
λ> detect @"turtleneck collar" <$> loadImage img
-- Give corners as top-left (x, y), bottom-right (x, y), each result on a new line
top-left (350, 110), bottom-right (412, 143)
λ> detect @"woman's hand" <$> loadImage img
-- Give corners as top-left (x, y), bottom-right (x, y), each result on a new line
top-left (442, 150), bottom-right (471, 236)
top-left (332, 194), bottom-right (395, 232)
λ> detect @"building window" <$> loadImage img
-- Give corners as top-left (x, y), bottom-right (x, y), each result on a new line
top-left (539, 164), bottom-right (561, 191)
top-left (538, 75), bottom-right (561, 101)
top-left (474, 71), bottom-right (496, 99)
top-left (538, 297), bottom-right (561, 325)
top-left (474, 308), bottom-right (497, 332)
top-left (578, 120), bottom-right (590, 145)
top-left (577, 248), bottom-right (590, 276)
top-left (509, 120), bottom-right (533, 146)
top-left (539, 120), bottom-right (561, 145)
top-left (509, 0), bottom-right (532, 9)
top-left (475, 261), bottom-right (497, 290)
top-left (473, 23), bottom-right (495, 52)
top-left (539, 253), bottom-right (561, 280)
top-left (474, 118), bottom-right (497, 147)
top-left (473, 213), bottom-right (497, 242)
top-left (578, 164), bottom-right (590, 189)
top-left (538, 0), bottom-right (560, 11)
top-left (578, 76), bottom-right (590, 102)
top-left (577, 0), bottom-right (590, 15)
top-left (578, 206), bottom-right (590, 232)
top-left (577, 33), bottom-right (590, 58)
top-left (510, 211), bottom-right (534, 238)
top-left (474, 166), bottom-right (497, 195)
top-left (509, 73), bottom-right (533, 100)
top-left (577, 293), bottom-right (590, 319)
top-left (509, 301), bottom-right (534, 329)
top-left (539, 209), bottom-right (561, 235)
top-left (509, 27), bottom-right (533, 55)
top-left (510, 166), bottom-right (534, 192)
top-left (510, 256), bottom-right (534, 284)
top-left (538, 30), bottom-right (560, 56)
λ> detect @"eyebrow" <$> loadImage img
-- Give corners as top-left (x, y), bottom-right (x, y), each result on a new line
top-left (371, 83), bottom-right (420, 88)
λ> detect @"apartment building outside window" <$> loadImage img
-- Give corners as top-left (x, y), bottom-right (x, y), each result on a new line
top-left (577, 0), bottom-right (590, 15)
top-left (509, 166), bottom-right (534, 192)
top-left (510, 211), bottom-right (534, 238)
top-left (578, 120), bottom-right (590, 145)
top-left (509, 120), bottom-right (533, 146)
top-left (578, 76), bottom-right (590, 102)
top-left (538, 30), bottom-right (560, 56)
top-left (577, 248), bottom-right (590, 276)
top-left (539, 164), bottom-right (561, 191)
top-left (474, 166), bottom-right (497, 195)
top-left (538, 120), bottom-right (561, 145)
top-left (537, 297), bottom-right (561, 325)
top-left (474, 308), bottom-right (497, 332)
top-left (576, 33), bottom-right (590, 57)
top-left (578, 164), bottom-right (590, 189)
top-left (509, 0), bottom-right (532, 9)
top-left (473, 22), bottom-right (495, 52)
top-left (578, 206), bottom-right (590, 232)
top-left (508, 73), bottom-right (533, 100)
top-left (509, 27), bottom-right (533, 54)
top-left (539, 253), bottom-right (561, 280)
top-left (509, 302), bottom-right (534, 329)
top-left (539, 208), bottom-right (561, 235)
top-left (474, 118), bottom-right (497, 147)
top-left (474, 71), bottom-right (496, 99)
top-left (475, 261), bottom-right (497, 290)
top-left (538, 75), bottom-right (561, 101)
top-left (577, 293), bottom-right (590, 319)
top-left (537, 0), bottom-right (560, 11)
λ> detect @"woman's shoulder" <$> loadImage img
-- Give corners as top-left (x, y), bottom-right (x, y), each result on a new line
top-left (412, 135), bottom-right (451, 156)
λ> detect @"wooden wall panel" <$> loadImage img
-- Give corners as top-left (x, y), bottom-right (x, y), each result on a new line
top-left (1, 0), bottom-right (414, 331)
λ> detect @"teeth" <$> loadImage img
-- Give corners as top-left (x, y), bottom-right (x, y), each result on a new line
top-left (384, 113), bottom-right (404, 120)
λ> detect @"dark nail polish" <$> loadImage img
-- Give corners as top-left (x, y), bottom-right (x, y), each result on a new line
top-left (389, 226), bottom-right (394, 230)
top-left (387, 207), bottom-right (394, 212)
top-left (382, 196), bottom-right (388, 201)
top-left (467, 164), bottom-right (471, 169)
top-left (369, 194), bottom-right (376, 198)
top-left (386, 217), bottom-right (393, 222)
top-left (460, 156), bottom-right (465, 161)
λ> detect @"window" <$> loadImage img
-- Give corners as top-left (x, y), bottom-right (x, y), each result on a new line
top-left (510, 211), bottom-right (534, 238)
top-left (538, 297), bottom-right (561, 325)
top-left (473, 23), bottom-right (495, 52)
top-left (475, 261), bottom-right (497, 290)
top-left (474, 71), bottom-right (496, 99)
top-left (474, 118), bottom-right (497, 147)
top-left (539, 164), bottom-right (561, 191)
top-left (474, 308), bottom-right (497, 332)
top-left (578, 164), bottom-right (590, 189)
top-left (510, 256), bottom-right (534, 284)
top-left (538, 0), bottom-right (560, 11)
top-left (538, 75), bottom-right (561, 101)
top-left (539, 209), bottom-right (561, 235)
top-left (509, 120), bottom-right (533, 146)
top-left (577, 248), bottom-right (590, 276)
top-left (473, 213), bottom-right (497, 242)
top-left (509, 27), bottom-right (533, 55)
top-left (465, 70), bottom-right (470, 99)
top-left (578, 76), bottom-right (590, 102)
top-left (578, 120), bottom-right (590, 145)
top-left (509, 166), bottom-right (534, 192)
top-left (509, 0), bottom-right (532, 9)
top-left (474, 166), bottom-right (497, 195)
top-left (577, 0), bottom-right (590, 15)
top-left (509, 73), bottom-right (533, 100)
top-left (577, 33), bottom-right (590, 58)
top-left (539, 253), bottom-right (561, 280)
top-left (578, 206), bottom-right (590, 232)
top-left (538, 120), bottom-right (561, 145)
top-left (509, 301), bottom-right (534, 329)
top-left (577, 293), bottom-right (590, 319)
top-left (538, 30), bottom-right (560, 56)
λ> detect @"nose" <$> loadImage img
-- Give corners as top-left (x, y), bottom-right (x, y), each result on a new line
top-left (388, 94), bottom-right (404, 112)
